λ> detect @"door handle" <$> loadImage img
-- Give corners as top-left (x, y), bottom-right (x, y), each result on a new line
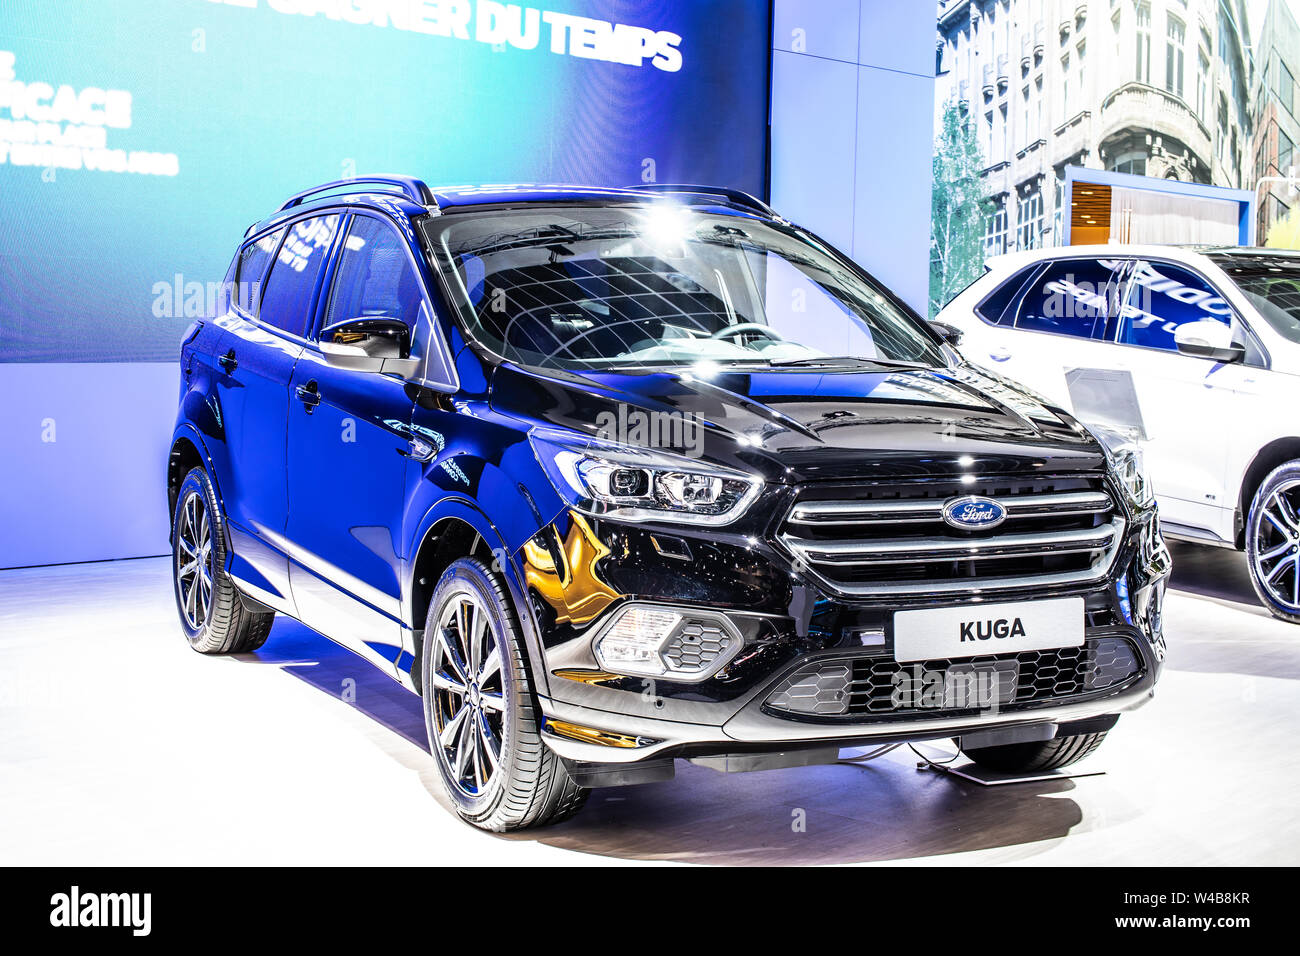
top-left (400, 436), bottom-right (437, 462)
top-left (295, 380), bottom-right (321, 411)
top-left (218, 349), bottom-right (237, 373)
top-left (988, 346), bottom-right (1012, 362)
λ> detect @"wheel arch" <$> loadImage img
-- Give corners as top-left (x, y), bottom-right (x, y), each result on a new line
top-left (168, 425), bottom-right (220, 530)
top-left (1237, 437), bottom-right (1300, 547)
top-left (405, 497), bottom-right (552, 698)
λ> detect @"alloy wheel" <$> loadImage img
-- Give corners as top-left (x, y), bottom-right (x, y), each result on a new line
top-left (1253, 479), bottom-right (1300, 612)
top-left (429, 592), bottom-right (505, 797)
top-left (175, 490), bottom-right (214, 630)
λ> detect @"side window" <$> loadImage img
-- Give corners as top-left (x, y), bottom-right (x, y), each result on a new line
top-left (1117, 260), bottom-right (1234, 351)
top-left (234, 228), bottom-right (283, 316)
top-left (323, 215), bottom-right (424, 334)
top-left (1012, 259), bottom-right (1126, 339)
top-left (259, 215), bottom-right (340, 338)
top-left (975, 264), bottom-right (1041, 325)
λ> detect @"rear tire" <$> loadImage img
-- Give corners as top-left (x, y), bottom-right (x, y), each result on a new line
top-left (171, 467), bottom-right (274, 654)
top-left (960, 731), bottom-right (1109, 774)
top-left (421, 557), bottom-right (587, 831)
top-left (1245, 462), bottom-right (1300, 625)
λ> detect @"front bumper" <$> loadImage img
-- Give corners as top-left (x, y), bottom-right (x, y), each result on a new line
top-left (523, 501), bottom-right (1170, 769)
top-left (539, 629), bottom-right (1160, 764)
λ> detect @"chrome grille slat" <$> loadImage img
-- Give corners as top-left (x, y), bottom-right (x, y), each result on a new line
top-left (788, 490), bottom-right (1112, 525)
top-left (781, 476), bottom-right (1123, 597)
top-left (784, 521), bottom-right (1121, 565)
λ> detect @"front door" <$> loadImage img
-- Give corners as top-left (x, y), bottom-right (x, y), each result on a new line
top-left (1111, 258), bottom-right (1256, 537)
top-left (285, 214), bottom-right (423, 674)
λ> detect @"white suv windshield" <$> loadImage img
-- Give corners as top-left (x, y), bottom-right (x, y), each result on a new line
top-left (424, 205), bottom-right (944, 372)
top-left (1211, 253), bottom-right (1300, 344)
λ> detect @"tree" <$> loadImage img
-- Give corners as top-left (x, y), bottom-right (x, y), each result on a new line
top-left (929, 101), bottom-right (990, 318)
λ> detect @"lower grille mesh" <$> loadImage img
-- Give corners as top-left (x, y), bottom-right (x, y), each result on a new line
top-left (765, 637), bottom-right (1143, 721)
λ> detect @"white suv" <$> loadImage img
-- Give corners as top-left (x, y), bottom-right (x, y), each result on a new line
top-left (937, 244), bottom-right (1300, 624)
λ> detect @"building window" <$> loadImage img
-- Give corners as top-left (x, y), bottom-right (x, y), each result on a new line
top-left (1016, 190), bottom-right (1044, 250)
top-left (1111, 153), bottom-right (1148, 176)
top-left (1276, 55), bottom-right (1295, 117)
top-left (985, 199), bottom-right (1009, 256)
top-left (1165, 16), bottom-right (1185, 99)
top-left (1135, 2), bottom-right (1152, 84)
top-left (1076, 41), bottom-right (1086, 108)
top-left (1281, 128), bottom-right (1294, 176)
top-left (1273, 195), bottom-right (1291, 229)
top-left (1196, 49), bottom-right (1210, 125)
top-left (1218, 92), bottom-right (1229, 166)
top-left (1021, 86), bottom-right (1030, 148)
top-left (1061, 53), bottom-right (1071, 115)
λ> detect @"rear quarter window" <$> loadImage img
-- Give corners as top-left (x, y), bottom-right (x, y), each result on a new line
top-left (234, 228), bottom-right (284, 316)
top-left (974, 264), bottom-right (1041, 326)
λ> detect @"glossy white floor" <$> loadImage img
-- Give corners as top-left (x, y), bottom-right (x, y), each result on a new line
top-left (1, 542), bottom-right (1296, 866)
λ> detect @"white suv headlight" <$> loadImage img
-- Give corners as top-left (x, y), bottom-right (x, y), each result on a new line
top-left (1091, 424), bottom-right (1155, 510)
top-left (529, 429), bottom-right (762, 526)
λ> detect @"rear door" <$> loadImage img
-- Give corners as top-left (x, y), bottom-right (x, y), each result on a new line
top-left (968, 257), bottom-right (1130, 407)
top-left (215, 214), bottom-right (340, 610)
top-left (284, 213), bottom-right (422, 674)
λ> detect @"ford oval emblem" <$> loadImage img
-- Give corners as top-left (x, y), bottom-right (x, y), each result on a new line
top-left (942, 495), bottom-right (1007, 531)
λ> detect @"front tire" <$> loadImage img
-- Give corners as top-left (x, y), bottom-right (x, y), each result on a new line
top-left (421, 557), bottom-right (587, 831)
top-left (960, 731), bottom-right (1109, 774)
top-left (171, 467), bottom-right (274, 654)
top-left (1245, 462), bottom-right (1300, 624)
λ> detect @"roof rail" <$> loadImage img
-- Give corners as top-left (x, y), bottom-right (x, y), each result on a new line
top-left (278, 175), bottom-right (435, 211)
top-left (626, 183), bottom-right (776, 218)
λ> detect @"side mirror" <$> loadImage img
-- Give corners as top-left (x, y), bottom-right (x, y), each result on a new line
top-left (318, 318), bottom-right (419, 376)
top-left (928, 320), bottom-right (964, 346)
top-left (1173, 320), bottom-right (1244, 363)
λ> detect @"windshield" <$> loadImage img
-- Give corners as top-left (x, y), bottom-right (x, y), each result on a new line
top-left (1210, 253), bottom-right (1300, 344)
top-left (422, 204), bottom-right (945, 372)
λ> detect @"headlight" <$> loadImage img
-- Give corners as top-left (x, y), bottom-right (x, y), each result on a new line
top-left (1091, 424), bottom-right (1155, 510)
top-left (529, 429), bottom-right (762, 526)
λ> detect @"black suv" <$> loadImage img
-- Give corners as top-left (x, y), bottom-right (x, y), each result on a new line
top-left (168, 177), bottom-right (1170, 830)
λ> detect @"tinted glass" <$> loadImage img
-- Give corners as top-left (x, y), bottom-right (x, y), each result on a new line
top-left (1117, 260), bottom-right (1233, 350)
top-left (1012, 259), bottom-right (1124, 339)
top-left (424, 205), bottom-right (945, 372)
top-left (1209, 253), bottom-right (1300, 344)
top-left (235, 228), bottom-right (283, 316)
top-left (975, 264), bottom-right (1042, 325)
top-left (259, 215), bottom-right (339, 338)
top-left (324, 216), bottom-right (423, 334)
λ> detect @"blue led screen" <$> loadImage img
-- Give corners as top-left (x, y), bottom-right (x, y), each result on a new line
top-left (0, 0), bottom-right (770, 361)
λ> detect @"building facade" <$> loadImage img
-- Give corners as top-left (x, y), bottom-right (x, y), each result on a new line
top-left (935, 0), bottom-right (1254, 257)
top-left (1251, 0), bottom-right (1300, 242)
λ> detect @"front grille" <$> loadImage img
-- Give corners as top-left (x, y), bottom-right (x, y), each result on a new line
top-left (780, 475), bottom-right (1123, 597)
top-left (764, 636), bottom-right (1143, 722)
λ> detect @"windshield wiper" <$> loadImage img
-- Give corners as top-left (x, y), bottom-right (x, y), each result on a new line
top-left (758, 356), bottom-right (934, 370)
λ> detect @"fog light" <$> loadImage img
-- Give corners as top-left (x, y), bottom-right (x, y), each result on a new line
top-left (592, 603), bottom-right (743, 682)
top-left (596, 606), bottom-right (681, 670)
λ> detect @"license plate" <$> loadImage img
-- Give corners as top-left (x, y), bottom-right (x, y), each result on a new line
top-left (893, 597), bottom-right (1084, 663)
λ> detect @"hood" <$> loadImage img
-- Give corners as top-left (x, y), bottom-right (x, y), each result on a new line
top-left (489, 361), bottom-right (1107, 483)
